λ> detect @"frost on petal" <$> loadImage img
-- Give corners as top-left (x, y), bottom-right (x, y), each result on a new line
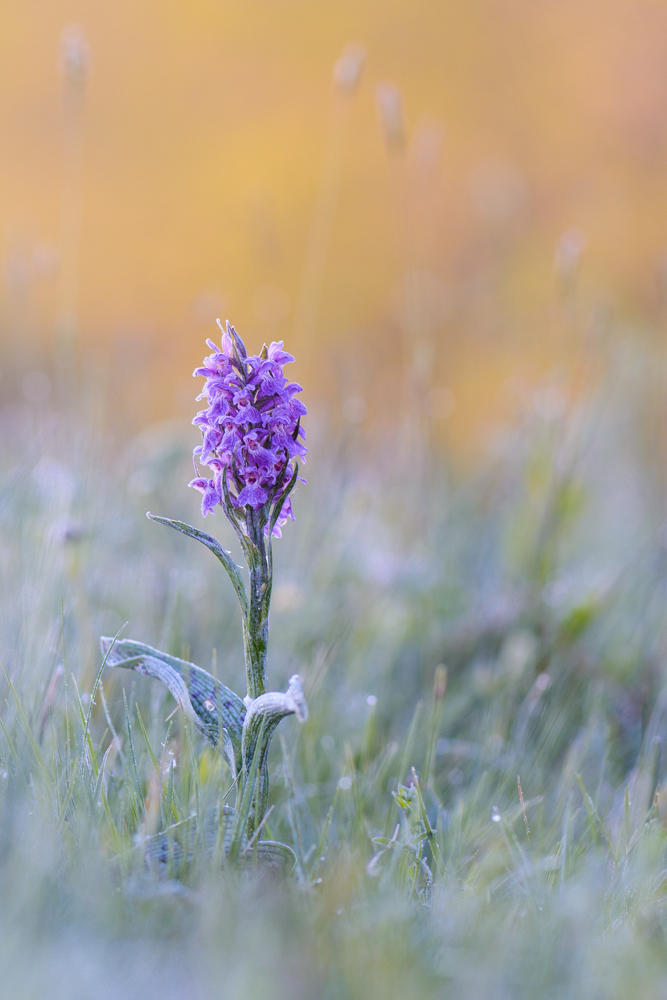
top-left (267, 341), bottom-right (295, 366)
top-left (287, 397), bottom-right (307, 419)
top-left (233, 404), bottom-right (261, 425)
top-left (188, 477), bottom-right (221, 516)
top-left (236, 482), bottom-right (269, 508)
top-left (258, 372), bottom-right (289, 402)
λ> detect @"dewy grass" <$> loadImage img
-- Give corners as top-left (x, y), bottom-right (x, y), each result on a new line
top-left (0, 337), bottom-right (667, 996)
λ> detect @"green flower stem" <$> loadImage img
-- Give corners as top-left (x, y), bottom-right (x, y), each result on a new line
top-left (244, 508), bottom-right (272, 701)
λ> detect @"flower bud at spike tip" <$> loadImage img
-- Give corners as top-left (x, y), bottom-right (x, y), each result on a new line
top-left (189, 320), bottom-right (307, 537)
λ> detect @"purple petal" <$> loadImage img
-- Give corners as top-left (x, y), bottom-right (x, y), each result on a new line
top-left (188, 476), bottom-right (221, 516)
top-left (236, 482), bottom-right (269, 508)
top-left (268, 341), bottom-right (295, 365)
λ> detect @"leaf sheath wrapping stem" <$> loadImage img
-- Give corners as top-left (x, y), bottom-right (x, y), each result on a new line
top-left (241, 674), bottom-right (308, 830)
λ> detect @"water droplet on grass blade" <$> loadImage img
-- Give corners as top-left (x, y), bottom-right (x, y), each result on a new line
top-left (491, 805), bottom-right (501, 823)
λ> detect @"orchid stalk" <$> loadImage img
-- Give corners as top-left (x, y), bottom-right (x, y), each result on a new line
top-left (189, 320), bottom-right (306, 699)
top-left (101, 321), bottom-right (308, 862)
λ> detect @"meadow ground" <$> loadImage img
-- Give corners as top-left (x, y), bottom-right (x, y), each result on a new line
top-left (1, 336), bottom-right (667, 999)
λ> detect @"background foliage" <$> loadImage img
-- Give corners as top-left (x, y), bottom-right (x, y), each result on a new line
top-left (1, 334), bottom-right (667, 996)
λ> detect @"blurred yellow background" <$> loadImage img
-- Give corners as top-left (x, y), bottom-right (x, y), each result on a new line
top-left (3, 0), bottom-right (667, 442)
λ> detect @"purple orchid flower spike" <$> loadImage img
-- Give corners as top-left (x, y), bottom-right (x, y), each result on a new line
top-left (189, 318), bottom-right (306, 539)
top-left (109, 321), bottom-right (309, 845)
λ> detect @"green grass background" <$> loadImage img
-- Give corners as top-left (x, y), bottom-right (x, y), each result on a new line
top-left (1, 335), bottom-right (667, 999)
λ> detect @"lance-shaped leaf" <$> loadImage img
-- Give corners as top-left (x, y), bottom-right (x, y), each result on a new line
top-left (247, 840), bottom-right (296, 876)
top-left (145, 804), bottom-right (239, 877)
top-left (100, 637), bottom-right (245, 777)
top-left (146, 514), bottom-right (248, 618)
top-left (144, 804), bottom-right (295, 878)
top-left (241, 675), bottom-right (308, 824)
top-left (268, 462), bottom-right (299, 537)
